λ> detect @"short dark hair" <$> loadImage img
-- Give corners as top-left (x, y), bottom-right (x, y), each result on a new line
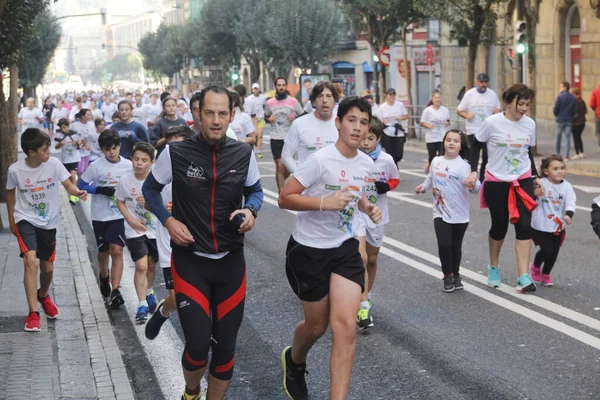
top-left (337, 96), bottom-right (372, 122)
top-left (125, 92), bottom-right (133, 97)
top-left (309, 81), bottom-right (339, 104)
top-left (369, 116), bottom-right (384, 139)
top-left (274, 76), bottom-right (287, 86)
top-left (76, 108), bottom-right (90, 120)
top-left (230, 90), bottom-right (242, 109)
top-left (94, 118), bottom-right (106, 127)
top-left (57, 118), bottom-right (69, 127)
top-left (160, 91), bottom-right (171, 102)
top-left (363, 94), bottom-right (374, 101)
top-left (98, 129), bottom-right (121, 150)
top-left (233, 84), bottom-right (247, 98)
top-left (561, 81), bottom-right (571, 91)
top-left (132, 142), bottom-right (155, 161)
top-left (198, 86), bottom-right (233, 114)
top-left (540, 153), bottom-right (565, 178)
top-left (111, 112), bottom-right (121, 120)
top-left (165, 125), bottom-right (195, 142)
top-left (161, 96), bottom-right (177, 109)
top-left (21, 128), bottom-right (50, 155)
top-left (502, 83), bottom-right (535, 105)
top-left (190, 92), bottom-right (202, 112)
top-left (117, 100), bottom-right (132, 110)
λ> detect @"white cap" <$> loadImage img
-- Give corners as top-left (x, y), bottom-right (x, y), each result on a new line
top-left (252, 83), bottom-right (260, 89)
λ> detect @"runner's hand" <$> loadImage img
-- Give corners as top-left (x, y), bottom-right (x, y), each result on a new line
top-left (415, 185), bottom-right (426, 194)
top-left (287, 113), bottom-right (296, 121)
top-left (165, 217), bottom-right (194, 246)
top-left (465, 112), bottom-right (475, 120)
top-left (564, 215), bottom-right (572, 225)
top-left (131, 219), bottom-right (146, 234)
top-left (77, 190), bottom-right (87, 202)
top-left (366, 203), bottom-right (382, 224)
top-left (463, 177), bottom-right (476, 191)
top-left (323, 187), bottom-right (353, 210)
top-left (230, 209), bottom-right (255, 233)
top-left (533, 178), bottom-right (544, 197)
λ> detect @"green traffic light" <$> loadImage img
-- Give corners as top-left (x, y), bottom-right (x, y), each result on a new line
top-left (232, 73), bottom-right (239, 80)
top-left (516, 43), bottom-right (526, 54)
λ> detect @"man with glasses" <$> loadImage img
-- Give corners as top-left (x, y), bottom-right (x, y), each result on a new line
top-left (457, 72), bottom-right (501, 181)
top-left (376, 88), bottom-right (408, 166)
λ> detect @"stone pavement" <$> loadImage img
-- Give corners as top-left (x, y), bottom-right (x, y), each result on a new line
top-left (0, 189), bottom-right (134, 400)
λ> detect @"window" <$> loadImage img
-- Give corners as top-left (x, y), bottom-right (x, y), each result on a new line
top-left (428, 20), bottom-right (440, 41)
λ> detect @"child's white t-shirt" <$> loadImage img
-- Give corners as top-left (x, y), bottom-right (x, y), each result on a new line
top-left (51, 108), bottom-right (69, 123)
top-left (532, 178), bottom-right (577, 233)
top-left (420, 105), bottom-right (450, 143)
top-left (362, 151), bottom-right (399, 227)
top-left (54, 131), bottom-right (83, 164)
top-left (115, 172), bottom-right (158, 239)
top-left (81, 156), bottom-right (133, 222)
top-left (6, 157), bottom-right (71, 229)
top-left (18, 107), bottom-right (44, 130)
top-left (230, 108), bottom-right (255, 142)
top-left (156, 183), bottom-right (172, 268)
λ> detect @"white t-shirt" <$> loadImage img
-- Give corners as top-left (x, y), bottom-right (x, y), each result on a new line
top-left (87, 130), bottom-right (101, 161)
top-left (51, 108), bottom-right (69, 124)
top-left (532, 178), bottom-right (577, 233)
top-left (91, 108), bottom-right (103, 120)
top-left (376, 101), bottom-right (408, 137)
top-left (362, 151), bottom-right (399, 227)
top-left (6, 157), bottom-right (71, 229)
top-left (421, 105), bottom-right (450, 143)
top-left (594, 195), bottom-right (600, 207)
top-left (69, 106), bottom-right (81, 122)
top-left (71, 120), bottom-right (96, 158)
top-left (292, 145), bottom-right (377, 249)
top-left (421, 156), bottom-right (480, 224)
top-left (156, 183), bottom-right (172, 268)
top-left (115, 172), bottom-right (158, 239)
top-left (230, 107), bottom-right (255, 142)
top-left (144, 102), bottom-right (163, 125)
top-left (81, 156), bottom-right (133, 222)
top-left (54, 131), bottom-right (83, 164)
top-left (244, 94), bottom-right (266, 119)
top-left (132, 105), bottom-right (147, 126)
top-left (475, 113), bottom-right (536, 182)
top-left (457, 88), bottom-right (501, 135)
top-left (18, 107), bottom-right (44, 131)
top-left (101, 103), bottom-right (118, 123)
top-left (282, 112), bottom-right (338, 173)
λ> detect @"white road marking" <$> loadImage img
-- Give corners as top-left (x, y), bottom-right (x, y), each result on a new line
top-left (261, 189), bottom-right (600, 350)
top-left (573, 185), bottom-right (600, 194)
top-left (400, 170), bottom-right (428, 179)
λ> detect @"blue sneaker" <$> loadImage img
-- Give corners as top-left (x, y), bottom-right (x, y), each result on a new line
top-left (135, 305), bottom-right (149, 324)
top-left (488, 265), bottom-right (501, 288)
top-left (147, 293), bottom-right (157, 314)
top-left (516, 273), bottom-right (536, 293)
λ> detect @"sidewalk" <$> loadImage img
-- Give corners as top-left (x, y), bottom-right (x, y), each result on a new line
top-left (0, 190), bottom-right (134, 400)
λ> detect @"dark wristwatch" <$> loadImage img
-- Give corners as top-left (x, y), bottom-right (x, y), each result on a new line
top-left (244, 206), bottom-right (258, 219)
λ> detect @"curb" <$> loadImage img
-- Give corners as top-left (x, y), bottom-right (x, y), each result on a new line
top-left (60, 190), bottom-right (135, 400)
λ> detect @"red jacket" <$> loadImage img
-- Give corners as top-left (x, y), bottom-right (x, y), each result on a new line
top-left (589, 87), bottom-right (600, 118)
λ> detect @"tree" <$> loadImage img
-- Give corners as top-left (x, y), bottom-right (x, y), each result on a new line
top-left (416, 0), bottom-right (508, 90)
top-left (18, 10), bottom-right (62, 99)
top-left (105, 54), bottom-right (142, 82)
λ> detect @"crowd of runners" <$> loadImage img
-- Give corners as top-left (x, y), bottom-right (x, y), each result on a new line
top-left (6, 76), bottom-right (600, 400)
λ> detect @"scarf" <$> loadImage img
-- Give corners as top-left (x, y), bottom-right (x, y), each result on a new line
top-left (362, 143), bottom-right (381, 160)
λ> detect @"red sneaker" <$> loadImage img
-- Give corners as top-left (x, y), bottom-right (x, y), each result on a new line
top-left (24, 312), bottom-right (41, 332)
top-left (39, 294), bottom-right (59, 319)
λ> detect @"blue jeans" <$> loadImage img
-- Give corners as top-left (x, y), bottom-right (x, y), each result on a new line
top-left (555, 122), bottom-right (572, 158)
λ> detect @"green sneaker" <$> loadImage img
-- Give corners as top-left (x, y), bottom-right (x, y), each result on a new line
top-left (516, 273), bottom-right (536, 293)
top-left (357, 308), bottom-right (374, 331)
top-left (69, 195), bottom-right (79, 204)
top-left (488, 265), bottom-right (501, 288)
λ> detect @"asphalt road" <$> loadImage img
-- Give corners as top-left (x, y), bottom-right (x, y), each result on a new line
top-left (73, 139), bottom-right (600, 400)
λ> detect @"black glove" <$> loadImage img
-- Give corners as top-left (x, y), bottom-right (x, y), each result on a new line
top-left (374, 181), bottom-right (391, 194)
top-left (96, 186), bottom-right (116, 197)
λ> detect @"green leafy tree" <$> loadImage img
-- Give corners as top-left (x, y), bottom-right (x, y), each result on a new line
top-left (18, 10), bottom-right (62, 99)
top-left (105, 54), bottom-right (142, 82)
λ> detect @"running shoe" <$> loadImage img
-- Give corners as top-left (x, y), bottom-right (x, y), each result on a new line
top-left (99, 273), bottom-right (111, 298)
top-left (145, 299), bottom-right (169, 340)
top-left (516, 273), bottom-right (536, 293)
top-left (357, 308), bottom-right (374, 330)
top-left (443, 275), bottom-right (454, 293)
top-left (281, 346), bottom-right (308, 400)
top-left (108, 288), bottom-right (124, 309)
top-left (24, 312), bottom-right (41, 332)
top-left (453, 274), bottom-right (464, 290)
top-left (487, 265), bottom-right (501, 288)
top-left (147, 292), bottom-right (157, 314)
top-left (368, 298), bottom-right (372, 309)
top-left (541, 274), bottom-right (554, 287)
top-left (530, 263), bottom-right (542, 283)
top-left (180, 390), bottom-right (200, 400)
top-left (135, 305), bottom-right (149, 324)
top-left (69, 195), bottom-right (79, 204)
top-left (257, 152), bottom-right (263, 159)
top-left (38, 292), bottom-right (59, 319)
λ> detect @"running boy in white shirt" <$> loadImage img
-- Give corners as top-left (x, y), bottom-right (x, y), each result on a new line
top-left (356, 116), bottom-right (399, 329)
top-left (78, 129), bottom-right (133, 309)
top-left (144, 126), bottom-right (195, 340)
top-left (55, 118), bottom-right (85, 204)
top-left (116, 142), bottom-right (159, 323)
top-left (278, 97), bottom-right (382, 400)
top-left (6, 128), bottom-right (87, 332)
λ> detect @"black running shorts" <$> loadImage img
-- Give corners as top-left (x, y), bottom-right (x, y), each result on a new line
top-left (270, 138), bottom-right (284, 160)
top-left (15, 220), bottom-right (56, 261)
top-left (92, 219), bottom-right (126, 252)
top-left (63, 162), bottom-right (78, 172)
top-left (285, 236), bottom-right (365, 302)
top-left (125, 235), bottom-right (158, 262)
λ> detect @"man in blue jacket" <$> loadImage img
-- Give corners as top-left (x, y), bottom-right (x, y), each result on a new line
top-left (554, 81), bottom-right (576, 160)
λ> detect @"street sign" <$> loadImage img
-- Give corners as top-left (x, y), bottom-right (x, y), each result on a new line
top-left (378, 47), bottom-right (391, 67)
top-left (426, 44), bottom-right (434, 66)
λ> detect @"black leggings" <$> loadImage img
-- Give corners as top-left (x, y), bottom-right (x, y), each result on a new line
top-left (172, 248), bottom-right (246, 380)
top-left (434, 218), bottom-right (469, 276)
top-left (427, 142), bottom-right (443, 164)
top-left (532, 229), bottom-right (563, 274)
top-left (572, 124), bottom-right (585, 154)
top-left (381, 134), bottom-right (405, 166)
top-left (484, 178), bottom-right (535, 241)
top-left (468, 135), bottom-right (488, 182)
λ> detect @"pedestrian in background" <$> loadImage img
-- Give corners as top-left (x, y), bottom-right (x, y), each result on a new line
top-left (588, 83), bottom-right (600, 146)
top-left (553, 81), bottom-right (576, 160)
top-left (570, 87), bottom-right (587, 159)
top-left (420, 91), bottom-right (450, 173)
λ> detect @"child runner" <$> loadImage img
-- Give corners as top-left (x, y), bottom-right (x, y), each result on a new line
top-left (71, 108), bottom-right (94, 176)
top-left (278, 97), bottom-right (382, 400)
top-left (116, 142), bottom-right (159, 323)
top-left (416, 129), bottom-right (481, 292)
top-left (55, 118), bottom-right (83, 204)
top-left (78, 129), bottom-right (133, 308)
top-left (530, 154), bottom-right (576, 286)
top-left (145, 126), bottom-right (195, 340)
top-left (356, 116), bottom-right (399, 329)
top-left (6, 128), bottom-right (87, 331)
top-left (110, 100), bottom-right (149, 160)
top-left (89, 118), bottom-right (106, 164)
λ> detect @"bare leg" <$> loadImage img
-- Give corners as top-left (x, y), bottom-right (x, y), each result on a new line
top-left (134, 257), bottom-right (148, 301)
top-left (256, 123), bottom-right (263, 152)
top-left (183, 366), bottom-right (207, 398)
top-left (163, 289), bottom-right (177, 315)
top-left (329, 273), bottom-right (361, 400)
top-left (515, 239), bottom-right (532, 276)
top-left (366, 244), bottom-right (380, 293)
top-left (489, 236), bottom-right (504, 266)
top-left (38, 260), bottom-right (54, 298)
top-left (98, 251), bottom-right (110, 280)
top-left (275, 158), bottom-right (287, 193)
top-left (109, 244), bottom-right (124, 289)
top-left (146, 257), bottom-right (157, 293)
top-left (206, 374), bottom-right (230, 400)
top-left (291, 295), bottom-right (330, 364)
top-left (23, 252), bottom-right (39, 313)
top-left (357, 236), bottom-right (368, 302)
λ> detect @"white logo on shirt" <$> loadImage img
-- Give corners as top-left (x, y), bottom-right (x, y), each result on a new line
top-left (179, 300), bottom-right (190, 309)
top-left (187, 164), bottom-right (205, 180)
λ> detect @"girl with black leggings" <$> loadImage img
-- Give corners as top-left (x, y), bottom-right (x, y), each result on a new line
top-left (467, 84), bottom-right (543, 293)
top-left (416, 129), bottom-right (480, 292)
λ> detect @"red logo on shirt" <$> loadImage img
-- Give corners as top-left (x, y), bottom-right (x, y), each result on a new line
top-left (316, 137), bottom-right (321, 142)
top-left (132, 188), bottom-right (136, 193)
top-left (26, 179), bottom-right (31, 184)
top-left (341, 170), bottom-right (346, 177)
top-left (507, 134), bottom-right (512, 138)
top-left (48, 178), bottom-right (51, 183)
top-left (107, 172), bottom-right (112, 177)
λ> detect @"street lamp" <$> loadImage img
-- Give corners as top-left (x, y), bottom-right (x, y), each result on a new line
top-left (373, 55), bottom-right (380, 104)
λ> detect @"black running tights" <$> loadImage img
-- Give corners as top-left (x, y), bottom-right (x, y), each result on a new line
top-left (427, 142), bottom-right (443, 164)
top-left (532, 229), bottom-right (562, 275)
top-left (434, 218), bottom-right (469, 276)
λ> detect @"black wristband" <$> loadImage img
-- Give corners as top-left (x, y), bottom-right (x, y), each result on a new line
top-left (244, 206), bottom-right (257, 219)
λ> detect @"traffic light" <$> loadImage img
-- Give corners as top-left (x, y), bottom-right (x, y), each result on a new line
top-left (231, 66), bottom-right (240, 85)
top-left (514, 20), bottom-right (527, 54)
top-left (100, 8), bottom-right (106, 25)
top-left (101, 44), bottom-right (106, 51)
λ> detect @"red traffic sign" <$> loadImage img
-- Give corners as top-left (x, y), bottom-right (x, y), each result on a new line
top-left (378, 47), bottom-right (391, 67)
top-left (426, 44), bottom-right (434, 66)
